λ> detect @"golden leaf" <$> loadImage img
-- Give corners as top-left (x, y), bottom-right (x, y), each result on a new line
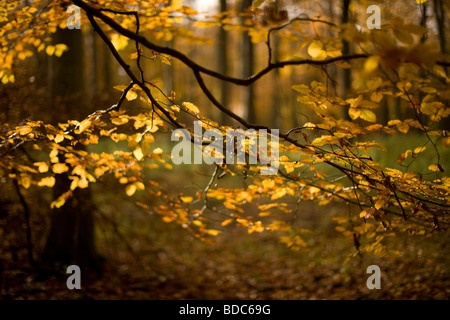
top-left (125, 184), bottom-right (137, 196)
top-left (34, 162), bottom-right (49, 173)
top-left (78, 119), bottom-right (92, 133)
top-left (54, 134), bottom-right (64, 143)
top-left (271, 188), bottom-right (287, 200)
top-left (133, 146), bottom-right (144, 161)
top-left (307, 40), bottom-right (326, 60)
top-left (364, 56), bottom-right (379, 73)
top-left (221, 219), bottom-right (233, 226)
top-left (348, 107), bottom-right (360, 120)
top-left (180, 196), bottom-right (193, 203)
top-left (18, 126), bottom-right (33, 136)
top-left (428, 164), bottom-right (444, 172)
top-left (50, 196), bottom-right (66, 209)
top-left (37, 176), bottom-right (55, 187)
top-left (52, 163), bottom-right (69, 174)
top-left (126, 90), bottom-right (138, 101)
top-left (206, 229), bottom-right (221, 236)
top-left (182, 102), bottom-right (200, 115)
top-left (359, 109), bottom-right (376, 122)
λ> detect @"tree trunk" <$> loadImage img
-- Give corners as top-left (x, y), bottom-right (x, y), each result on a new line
top-left (219, 0), bottom-right (231, 125)
top-left (42, 27), bottom-right (100, 273)
top-left (340, 0), bottom-right (351, 121)
top-left (241, 0), bottom-right (256, 123)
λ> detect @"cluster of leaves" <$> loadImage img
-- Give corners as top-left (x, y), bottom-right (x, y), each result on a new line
top-left (0, 0), bottom-right (449, 259)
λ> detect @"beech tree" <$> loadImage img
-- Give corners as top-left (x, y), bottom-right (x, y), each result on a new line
top-left (0, 0), bottom-right (449, 270)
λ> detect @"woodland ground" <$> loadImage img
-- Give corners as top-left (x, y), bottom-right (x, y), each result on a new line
top-left (1, 201), bottom-right (449, 300)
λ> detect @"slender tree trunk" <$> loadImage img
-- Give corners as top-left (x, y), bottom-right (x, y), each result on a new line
top-left (241, 0), bottom-right (255, 123)
top-left (433, 0), bottom-right (446, 56)
top-left (219, 0), bottom-right (231, 125)
top-left (42, 27), bottom-right (100, 273)
top-left (271, 33), bottom-right (281, 129)
top-left (163, 0), bottom-right (173, 96)
top-left (432, 0), bottom-right (449, 129)
top-left (340, 0), bottom-right (351, 121)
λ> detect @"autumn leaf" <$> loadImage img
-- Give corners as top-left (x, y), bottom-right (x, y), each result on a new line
top-left (182, 102), bottom-right (200, 115)
top-left (348, 107), bottom-right (360, 120)
top-left (428, 164), bottom-right (444, 172)
top-left (18, 126), bottom-right (33, 136)
top-left (125, 184), bottom-right (137, 196)
top-left (364, 56), bottom-right (379, 73)
top-left (180, 196), bottom-right (193, 203)
top-left (221, 219), bottom-right (233, 226)
top-left (307, 40), bottom-right (327, 60)
top-left (34, 162), bottom-right (49, 173)
top-left (271, 188), bottom-right (287, 200)
top-left (359, 109), bottom-right (376, 122)
top-left (78, 119), bottom-right (92, 133)
top-left (133, 146), bottom-right (144, 161)
top-left (52, 163), bottom-right (69, 174)
top-left (206, 229), bottom-right (221, 236)
top-left (37, 176), bottom-right (55, 187)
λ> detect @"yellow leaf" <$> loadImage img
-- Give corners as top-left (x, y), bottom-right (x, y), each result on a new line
top-left (397, 123), bottom-right (409, 133)
top-left (50, 196), bottom-right (66, 209)
top-left (428, 164), bottom-right (444, 172)
top-left (236, 218), bottom-right (249, 226)
top-left (359, 208), bottom-right (375, 218)
top-left (111, 34), bottom-right (129, 51)
top-left (271, 188), bottom-right (287, 200)
top-left (348, 107), bottom-right (360, 120)
top-left (307, 40), bottom-right (326, 60)
top-left (126, 90), bottom-right (138, 101)
top-left (49, 149), bottom-right (59, 163)
top-left (54, 44), bottom-right (68, 57)
top-left (160, 55), bottom-right (172, 65)
top-left (37, 176), bottom-right (55, 187)
top-left (303, 122), bottom-right (316, 129)
top-left (125, 184), bottom-right (137, 196)
top-left (182, 102), bottom-right (200, 115)
top-left (153, 147), bottom-right (163, 154)
top-left (375, 199), bottom-right (385, 210)
top-left (359, 109), bottom-right (376, 122)
top-left (180, 196), bottom-right (193, 203)
top-left (397, 81), bottom-right (412, 92)
top-left (206, 229), bottom-right (221, 236)
top-left (52, 163), bottom-right (69, 174)
top-left (307, 40), bottom-right (322, 57)
top-left (34, 162), bottom-right (49, 173)
top-left (364, 56), bottom-right (379, 73)
top-left (78, 119), bottom-right (91, 133)
top-left (111, 117), bottom-right (129, 125)
top-left (20, 175), bottom-right (31, 189)
top-left (18, 126), bottom-right (32, 135)
top-left (45, 45), bottom-right (55, 56)
top-left (133, 146), bottom-right (144, 161)
top-left (70, 178), bottom-right (78, 190)
top-left (416, 0), bottom-right (427, 4)
top-left (135, 181), bottom-right (145, 190)
top-left (414, 146), bottom-right (426, 154)
top-left (192, 220), bottom-right (205, 227)
top-left (54, 134), bottom-right (64, 143)
top-left (221, 219), bottom-right (233, 226)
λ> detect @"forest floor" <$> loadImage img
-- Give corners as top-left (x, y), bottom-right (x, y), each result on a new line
top-left (2, 207), bottom-right (449, 300)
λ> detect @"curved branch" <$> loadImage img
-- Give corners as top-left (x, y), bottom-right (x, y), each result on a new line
top-left (71, 0), bottom-right (368, 86)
